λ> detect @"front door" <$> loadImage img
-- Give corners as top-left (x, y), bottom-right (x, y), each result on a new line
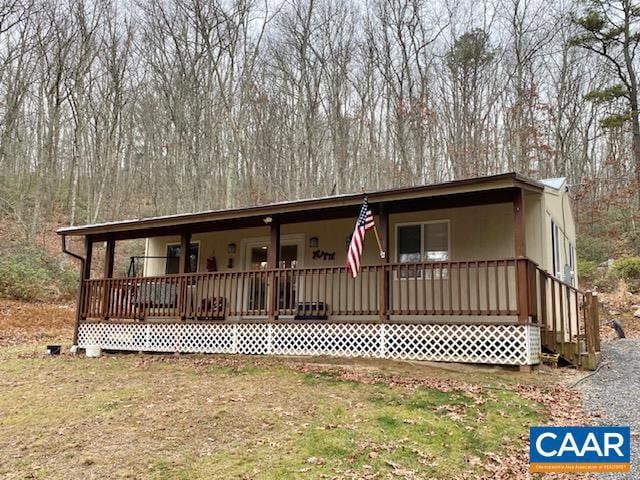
top-left (244, 238), bottom-right (302, 315)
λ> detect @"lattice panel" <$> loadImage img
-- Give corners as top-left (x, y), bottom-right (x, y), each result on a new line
top-left (77, 322), bottom-right (541, 365)
top-left (273, 323), bottom-right (381, 357)
top-left (526, 323), bottom-right (541, 365)
top-left (383, 324), bottom-right (530, 364)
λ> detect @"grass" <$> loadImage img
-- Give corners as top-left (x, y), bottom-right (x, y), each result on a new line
top-left (0, 343), bottom-right (547, 480)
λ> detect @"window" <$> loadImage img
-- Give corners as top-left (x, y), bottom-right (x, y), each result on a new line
top-left (397, 225), bottom-right (422, 263)
top-left (568, 241), bottom-right (575, 285)
top-left (396, 221), bottom-right (449, 278)
top-left (165, 243), bottom-right (199, 274)
top-left (551, 220), bottom-right (560, 277)
top-left (424, 222), bottom-right (449, 261)
top-left (568, 242), bottom-right (574, 269)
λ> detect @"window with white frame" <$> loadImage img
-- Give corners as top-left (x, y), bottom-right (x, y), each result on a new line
top-left (551, 219), bottom-right (560, 278)
top-left (396, 221), bottom-right (449, 278)
top-left (568, 241), bottom-right (575, 285)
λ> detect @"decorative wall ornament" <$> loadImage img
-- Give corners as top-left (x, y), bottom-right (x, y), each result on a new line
top-left (312, 249), bottom-right (335, 261)
top-left (206, 257), bottom-right (217, 272)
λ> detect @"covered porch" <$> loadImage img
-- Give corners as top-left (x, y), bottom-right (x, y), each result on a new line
top-left (59, 174), bottom-right (600, 369)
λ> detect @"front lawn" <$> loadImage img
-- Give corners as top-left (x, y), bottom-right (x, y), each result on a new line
top-left (0, 344), bottom-right (558, 480)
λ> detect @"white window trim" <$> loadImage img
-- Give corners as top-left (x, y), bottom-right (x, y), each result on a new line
top-left (394, 220), bottom-right (451, 280)
top-left (165, 240), bottom-right (201, 273)
top-left (550, 217), bottom-right (563, 278)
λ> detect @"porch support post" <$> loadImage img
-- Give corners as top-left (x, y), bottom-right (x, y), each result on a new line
top-left (71, 236), bottom-right (92, 344)
top-left (267, 217), bottom-right (280, 321)
top-left (582, 291), bottom-right (601, 370)
top-left (83, 237), bottom-right (93, 281)
top-left (177, 230), bottom-right (191, 321)
top-left (101, 236), bottom-right (115, 321)
top-left (179, 231), bottom-right (191, 275)
top-left (513, 187), bottom-right (529, 324)
top-left (378, 205), bottom-right (390, 322)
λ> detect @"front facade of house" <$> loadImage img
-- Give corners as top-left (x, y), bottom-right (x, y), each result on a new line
top-left (58, 173), bottom-right (600, 370)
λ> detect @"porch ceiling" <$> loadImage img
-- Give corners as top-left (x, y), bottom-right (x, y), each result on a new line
top-left (57, 172), bottom-right (544, 241)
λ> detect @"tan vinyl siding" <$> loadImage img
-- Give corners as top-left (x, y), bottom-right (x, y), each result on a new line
top-left (142, 203), bottom-right (524, 320)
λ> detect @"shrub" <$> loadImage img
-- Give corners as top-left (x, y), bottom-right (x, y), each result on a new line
top-left (612, 256), bottom-right (640, 282)
top-left (577, 258), bottom-right (598, 287)
top-left (593, 270), bottom-right (619, 293)
top-left (612, 257), bottom-right (640, 293)
top-left (0, 245), bottom-right (77, 302)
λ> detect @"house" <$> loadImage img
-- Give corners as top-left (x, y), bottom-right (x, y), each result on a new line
top-left (57, 172), bottom-right (601, 370)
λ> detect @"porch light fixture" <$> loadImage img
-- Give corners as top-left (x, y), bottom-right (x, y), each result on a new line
top-left (263, 216), bottom-right (272, 224)
top-left (309, 237), bottom-right (319, 248)
top-left (227, 243), bottom-right (236, 254)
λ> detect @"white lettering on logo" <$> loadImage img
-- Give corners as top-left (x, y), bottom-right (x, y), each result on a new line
top-left (579, 432), bottom-right (603, 457)
top-left (536, 432), bottom-right (557, 457)
top-left (604, 433), bottom-right (624, 457)
top-left (558, 433), bottom-right (580, 456)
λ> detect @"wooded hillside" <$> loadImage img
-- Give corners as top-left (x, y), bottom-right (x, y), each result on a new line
top-left (1, 0), bottom-right (639, 260)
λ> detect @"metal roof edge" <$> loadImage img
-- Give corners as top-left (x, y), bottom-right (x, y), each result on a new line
top-left (57, 172), bottom-right (543, 236)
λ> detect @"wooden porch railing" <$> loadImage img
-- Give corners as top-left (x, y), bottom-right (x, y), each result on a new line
top-left (535, 267), bottom-right (599, 368)
top-left (80, 258), bottom-right (524, 321)
top-left (78, 257), bottom-right (600, 367)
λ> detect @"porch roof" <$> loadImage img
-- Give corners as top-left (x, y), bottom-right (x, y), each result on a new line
top-left (57, 172), bottom-right (544, 241)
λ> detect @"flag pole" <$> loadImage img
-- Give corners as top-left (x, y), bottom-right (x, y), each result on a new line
top-left (372, 224), bottom-right (386, 259)
top-left (362, 190), bottom-right (386, 259)
top-left (362, 187), bottom-right (387, 258)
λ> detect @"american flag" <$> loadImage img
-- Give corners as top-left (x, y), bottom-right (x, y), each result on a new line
top-left (346, 198), bottom-right (375, 278)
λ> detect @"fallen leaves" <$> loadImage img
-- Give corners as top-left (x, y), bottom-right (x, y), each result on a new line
top-left (292, 363), bottom-right (485, 396)
top-left (1, 298), bottom-right (602, 480)
top-left (385, 459), bottom-right (416, 478)
top-left (598, 282), bottom-right (640, 339)
top-left (0, 299), bottom-right (74, 346)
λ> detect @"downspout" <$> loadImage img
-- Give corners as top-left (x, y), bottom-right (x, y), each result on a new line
top-left (61, 235), bottom-right (85, 345)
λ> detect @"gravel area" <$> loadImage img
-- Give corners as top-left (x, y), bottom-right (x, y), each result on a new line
top-left (577, 339), bottom-right (640, 479)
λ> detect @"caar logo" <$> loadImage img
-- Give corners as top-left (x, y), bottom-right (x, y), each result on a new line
top-left (530, 426), bottom-right (631, 473)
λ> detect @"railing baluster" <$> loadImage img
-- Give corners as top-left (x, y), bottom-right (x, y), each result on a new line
top-left (447, 261), bottom-right (453, 314)
top-left (412, 265), bottom-right (418, 315)
top-left (400, 266), bottom-right (406, 314)
top-left (347, 268), bottom-right (353, 315)
top-left (465, 262), bottom-right (471, 314)
top-left (494, 260), bottom-right (500, 314)
top-left (361, 267), bottom-right (366, 315)
top-left (314, 268), bottom-right (319, 316)
top-left (567, 287), bottom-right (574, 355)
top-left (438, 263), bottom-right (444, 315)
top-left (456, 262), bottom-right (461, 314)
top-left (484, 261), bottom-right (490, 314)
top-left (504, 260), bottom-right (510, 314)
top-left (291, 269), bottom-right (297, 314)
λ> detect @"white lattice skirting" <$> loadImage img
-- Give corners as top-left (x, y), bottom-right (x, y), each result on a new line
top-left (77, 322), bottom-right (541, 366)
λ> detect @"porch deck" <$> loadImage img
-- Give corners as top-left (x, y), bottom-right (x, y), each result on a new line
top-left (76, 257), bottom-right (599, 369)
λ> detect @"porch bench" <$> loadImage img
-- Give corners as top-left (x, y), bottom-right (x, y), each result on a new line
top-left (294, 301), bottom-right (328, 320)
top-left (132, 283), bottom-right (178, 308)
